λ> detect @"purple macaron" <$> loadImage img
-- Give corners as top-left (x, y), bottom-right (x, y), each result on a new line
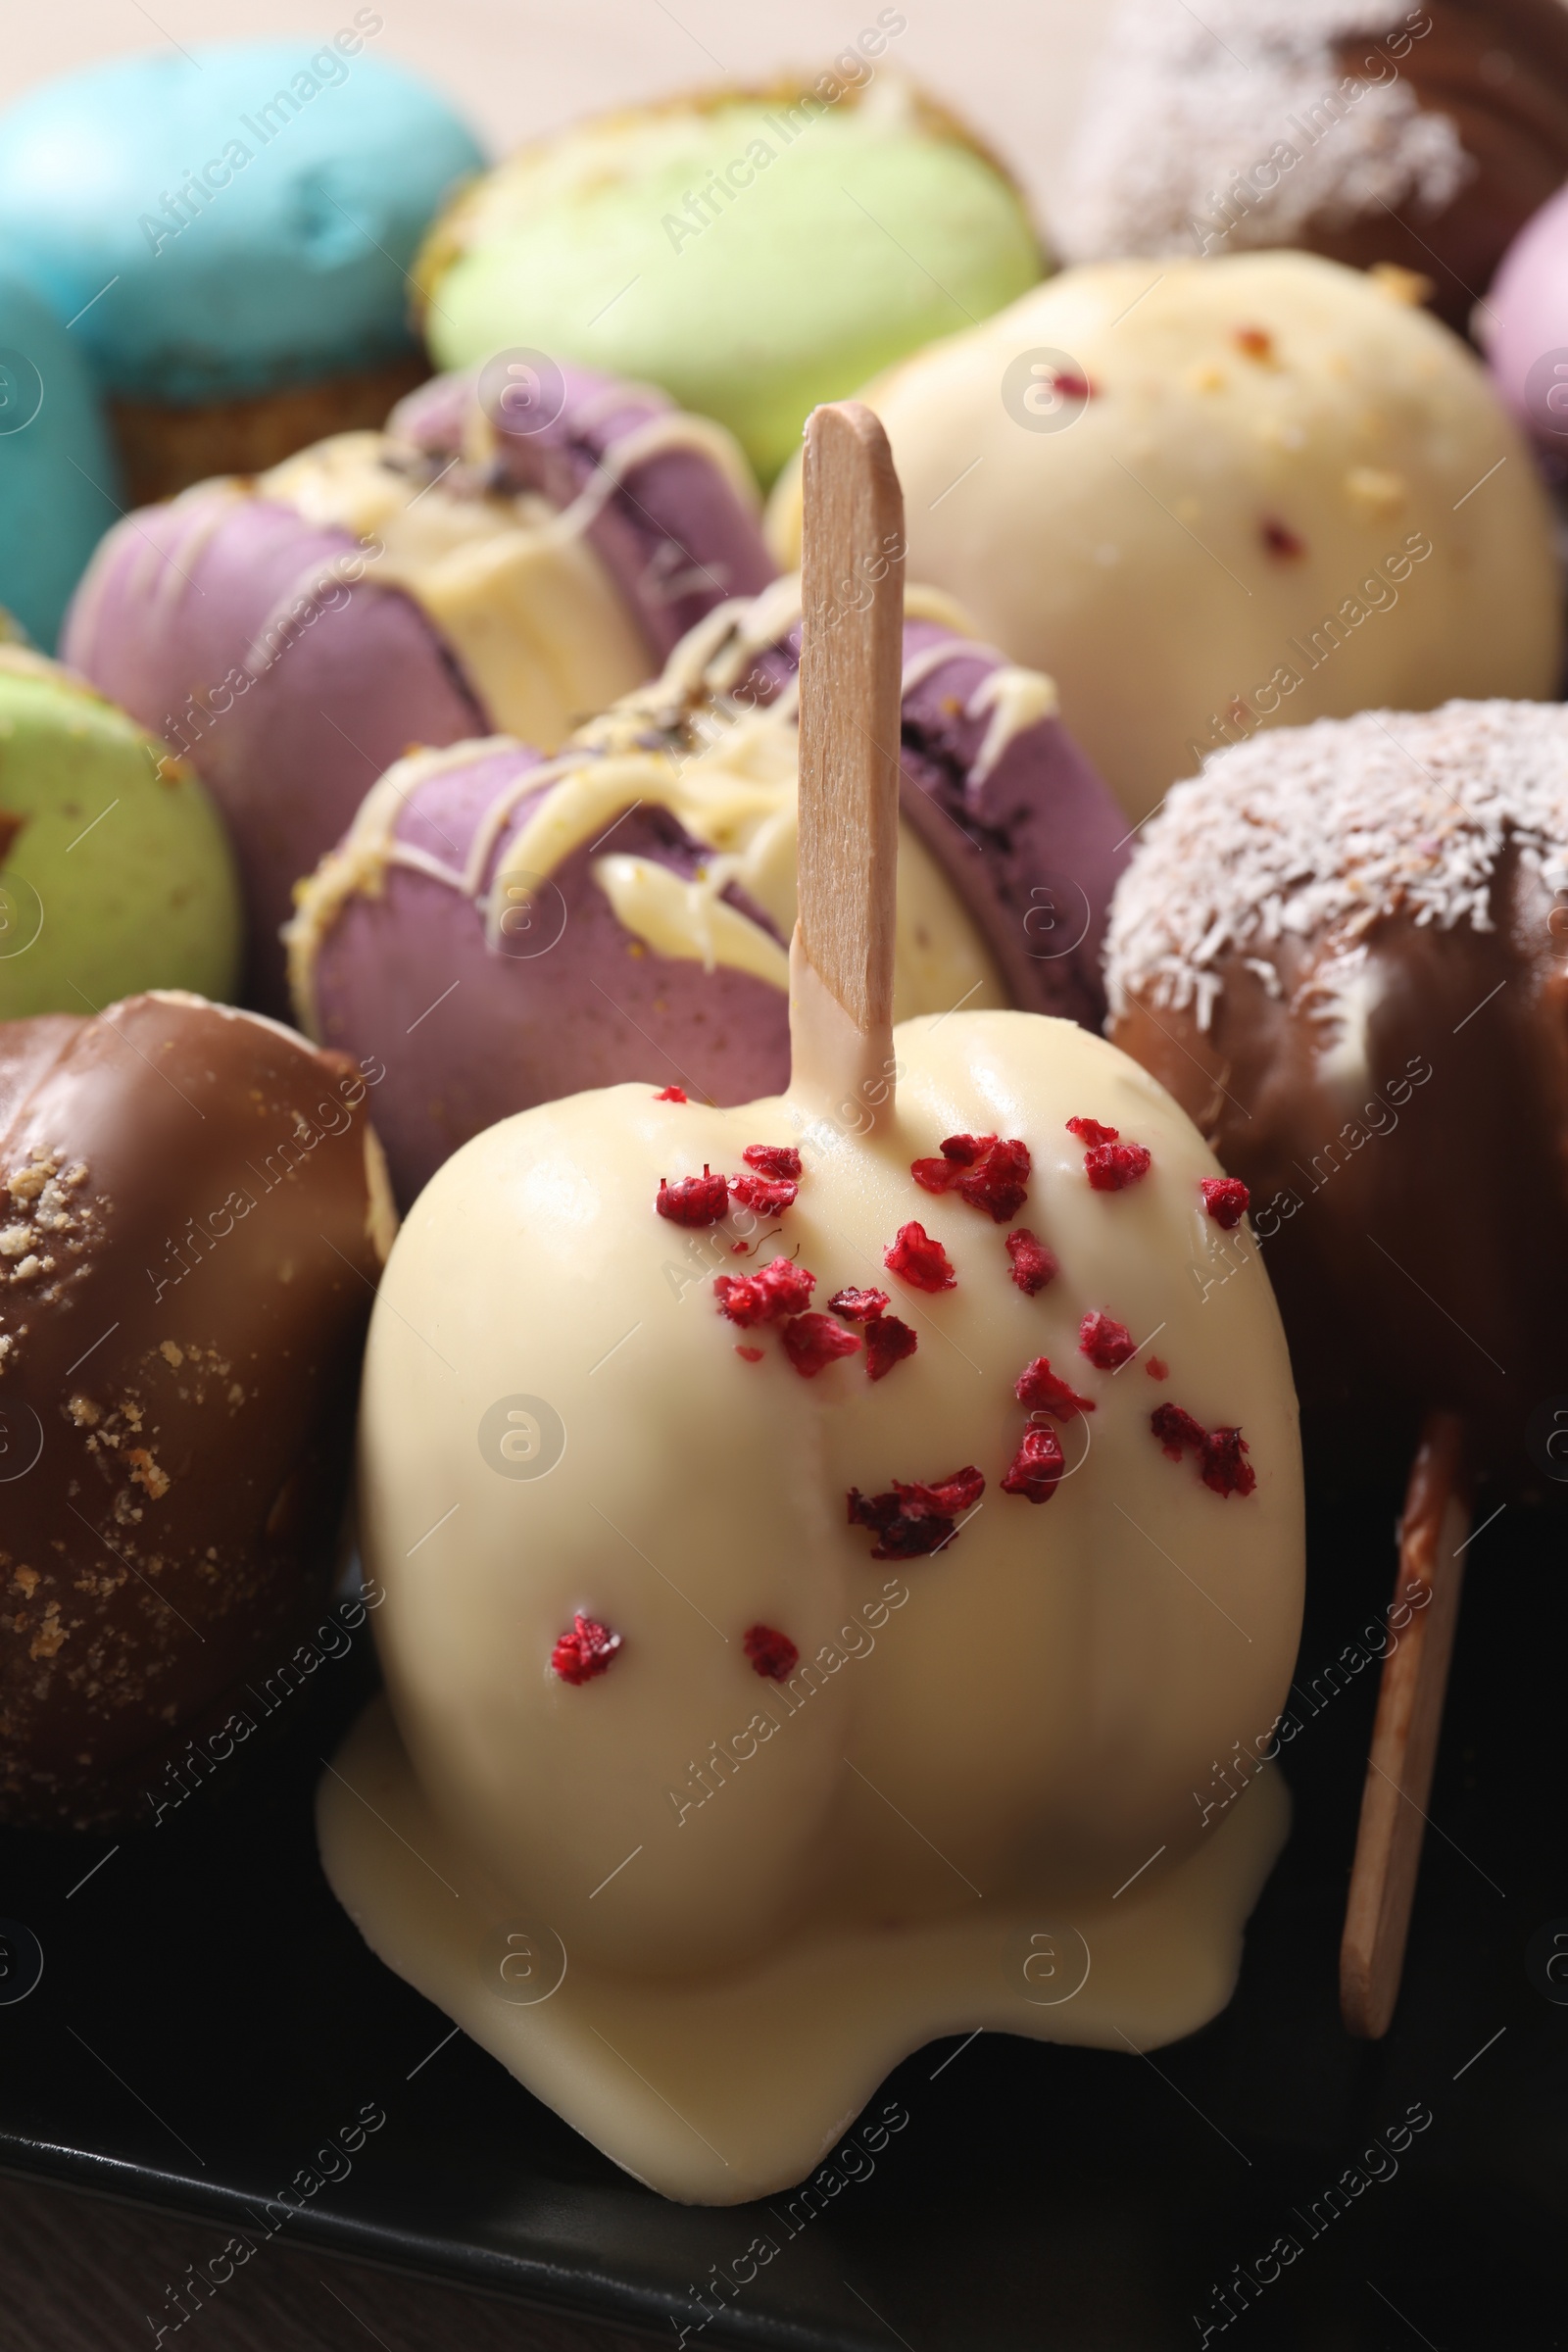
top-left (61, 364), bottom-right (775, 1010)
top-left (1484, 179), bottom-right (1568, 461)
top-left (287, 594), bottom-right (1129, 1206)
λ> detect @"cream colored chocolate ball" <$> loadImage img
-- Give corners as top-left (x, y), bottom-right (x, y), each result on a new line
top-left (767, 253), bottom-right (1561, 821)
top-left (320, 1010), bottom-right (1303, 2202)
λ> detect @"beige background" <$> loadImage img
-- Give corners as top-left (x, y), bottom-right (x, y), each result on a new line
top-left (0, 0), bottom-right (1101, 244)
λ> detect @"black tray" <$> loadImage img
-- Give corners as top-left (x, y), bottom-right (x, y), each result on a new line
top-left (3, 1477), bottom-right (1565, 2352)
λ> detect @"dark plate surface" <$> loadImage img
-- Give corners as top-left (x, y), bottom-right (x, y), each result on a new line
top-left (2, 1476), bottom-right (1565, 2352)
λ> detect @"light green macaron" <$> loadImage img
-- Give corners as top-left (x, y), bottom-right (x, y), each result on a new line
top-left (0, 645), bottom-right (241, 1017)
top-left (415, 72), bottom-right (1044, 483)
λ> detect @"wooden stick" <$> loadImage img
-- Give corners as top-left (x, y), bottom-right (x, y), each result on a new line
top-left (1340, 1410), bottom-right (1472, 2038)
top-left (789, 401), bottom-right (905, 1125)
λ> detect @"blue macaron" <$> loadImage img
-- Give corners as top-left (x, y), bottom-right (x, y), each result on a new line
top-left (0, 270), bottom-right (121, 648)
top-left (0, 26), bottom-right (484, 404)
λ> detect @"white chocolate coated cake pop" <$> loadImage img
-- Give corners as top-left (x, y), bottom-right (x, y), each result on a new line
top-left (318, 406), bottom-right (1304, 2204)
top-left (767, 253), bottom-right (1560, 822)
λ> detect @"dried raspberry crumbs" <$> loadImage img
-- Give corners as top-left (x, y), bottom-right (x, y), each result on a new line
top-left (1004, 1228), bottom-right (1057, 1295)
top-left (551, 1613), bottom-right (621, 1685)
top-left (744, 1623), bottom-right (799, 1680)
top-left (828, 1287), bottom-right (889, 1322)
top-left (1001, 1425), bottom-right (1066, 1503)
top-left (1015, 1356), bottom-right (1096, 1417)
top-left (1200, 1177), bottom-right (1250, 1230)
top-left (742, 1144), bottom-right (803, 1179)
top-left (654, 1086), bottom-right (688, 1102)
top-left (864, 1316), bottom-right (917, 1382)
top-left (884, 1221), bottom-right (956, 1293)
top-left (713, 1257), bottom-right (814, 1326)
top-left (1079, 1310), bottom-right (1137, 1370)
top-left (656, 1166), bottom-right (729, 1225)
top-left (781, 1313), bottom-right (862, 1378)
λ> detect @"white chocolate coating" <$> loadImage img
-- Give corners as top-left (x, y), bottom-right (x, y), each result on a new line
top-left (765, 255), bottom-right (1561, 821)
top-left (320, 1011), bottom-right (1303, 2201)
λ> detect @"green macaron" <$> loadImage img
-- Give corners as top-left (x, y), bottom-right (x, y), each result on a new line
top-left (0, 645), bottom-right (241, 1017)
top-left (415, 71), bottom-right (1044, 483)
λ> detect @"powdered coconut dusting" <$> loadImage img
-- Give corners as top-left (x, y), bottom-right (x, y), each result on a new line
top-left (1104, 701), bottom-right (1568, 1030)
top-left (1054, 0), bottom-right (1471, 264)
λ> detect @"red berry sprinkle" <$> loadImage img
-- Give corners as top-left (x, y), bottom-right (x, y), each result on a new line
top-left (885, 1221), bottom-right (956, 1293)
top-left (1261, 517), bottom-right (1305, 561)
top-left (656, 1165), bottom-right (729, 1225)
top-left (744, 1623), bottom-right (799, 1681)
top-left (743, 1144), bottom-right (803, 1179)
top-left (1079, 1310), bottom-right (1137, 1370)
top-left (1004, 1228), bottom-right (1057, 1295)
top-left (1200, 1177), bottom-right (1250, 1230)
top-left (654, 1086), bottom-right (688, 1102)
top-left (1234, 324), bottom-right (1274, 361)
top-left (1200, 1428), bottom-right (1256, 1498)
top-left (1090, 1145), bottom-right (1152, 1191)
top-left (1015, 1356), bottom-right (1096, 1417)
top-left (1066, 1117), bottom-right (1152, 1193)
top-left (864, 1315), bottom-right (918, 1382)
top-left (551, 1613), bottom-right (622, 1686)
top-left (1066, 1116), bottom-right (1118, 1149)
top-left (828, 1287), bottom-right (889, 1322)
top-left (1001, 1424), bottom-right (1066, 1504)
top-left (847, 1466), bottom-right (984, 1559)
top-left (735, 1345), bottom-right (764, 1362)
top-left (780, 1312), bottom-right (862, 1378)
top-left (713, 1257), bottom-right (814, 1326)
top-left (1150, 1405), bottom-right (1256, 1497)
top-left (1050, 369), bottom-right (1094, 402)
top-left (729, 1172), bottom-right (799, 1213)
top-left (1146, 1355), bottom-right (1169, 1381)
top-left (911, 1134), bottom-right (1030, 1221)
top-left (1152, 1402), bottom-right (1206, 1461)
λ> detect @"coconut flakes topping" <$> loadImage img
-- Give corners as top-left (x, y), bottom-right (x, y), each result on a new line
top-left (1104, 701), bottom-right (1568, 1029)
top-left (1054, 0), bottom-right (1471, 265)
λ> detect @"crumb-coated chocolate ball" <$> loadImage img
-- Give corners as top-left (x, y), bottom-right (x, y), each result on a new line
top-left (0, 992), bottom-right (395, 1830)
top-left (1056, 0), bottom-right (1568, 333)
top-left (1105, 701), bottom-right (1568, 1484)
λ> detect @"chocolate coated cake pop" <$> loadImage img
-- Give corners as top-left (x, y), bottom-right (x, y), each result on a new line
top-left (0, 992), bottom-right (393, 1830)
top-left (1105, 699), bottom-right (1568, 1480)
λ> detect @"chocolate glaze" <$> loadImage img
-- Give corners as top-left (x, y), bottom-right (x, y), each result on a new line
top-left (0, 993), bottom-right (391, 1830)
top-left (1318, 0), bottom-right (1568, 328)
top-left (1112, 849), bottom-right (1568, 1490)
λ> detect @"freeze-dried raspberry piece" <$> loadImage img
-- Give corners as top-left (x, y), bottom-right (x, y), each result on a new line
top-left (958, 1137), bottom-right (1030, 1222)
top-left (1015, 1356), bottom-right (1096, 1417)
top-left (1084, 1141), bottom-right (1152, 1192)
top-left (846, 1465), bottom-right (984, 1559)
top-left (1200, 1177), bottom-right (1250, 1230)
top-left (828, 1287), bottom-right (889, 1322)
top-left (744, 1623), bottom-right (799, 1680)
top-left (729, 1172), bottom-right (799, 1213)
top-left (1004, 1229), bottom-right (1058, 1295)
top-left (1001, 1424), bottom-right (1066, 1503)
top-left (551, 1613), bottom-right (622, 1685)
top-left (654, 1086), bottom-right (688, 1102)
top-left (1066, 1116), bottom-right (1118, 1149)
top-left (735, 1345), bottom-right (764, 1362)
top-left (885, 1221), bottom-right (956, 1292)
top-left (656, 1166), bottom-right (728, 1225)
top-left (1200, 1428), bottom-right (1256, 1498)
top-left (911, 1155), bottom-right (961, 1194)
top-left (780, 1312), bottom-right (862, 1378)
top-left (1151, 1402), bottom-right (1206, 1461)
top-left (1146, 1355), bottom-right (1169, 1382)
top-left (743, 1144), bottom-right (802, 1179)
top-left (1079, 1310), bottom-right (1136, 1370)
top-left (864, 1316), bottom-right (917, 1382)
top-left (713, 1257), bottom-right (814, 1326)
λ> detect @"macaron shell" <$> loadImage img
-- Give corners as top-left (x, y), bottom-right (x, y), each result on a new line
top-left (0, 38), bottom-right (484, 402)
top-left (62, 486), bottom-right (487, 1011)
top-left (0, 271), bottom-right (122, 649)
top-left (1486, 178), bottom-right (1568, 446)
top-left (0, 655), bottom-right (240, 1017)
top-left (420, 89), bottom-right (1042, 482)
